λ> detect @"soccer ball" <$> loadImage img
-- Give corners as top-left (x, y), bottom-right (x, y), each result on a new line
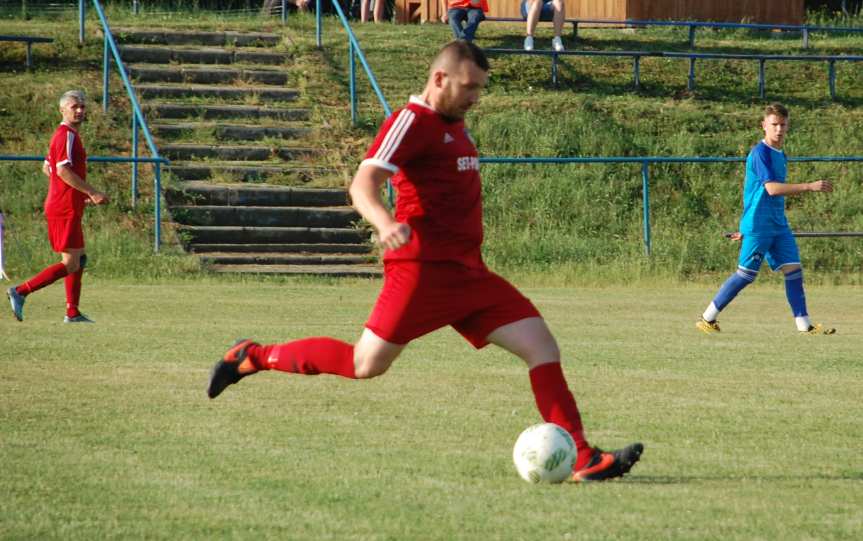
top-left (512, 423), bottom-right (576, 484)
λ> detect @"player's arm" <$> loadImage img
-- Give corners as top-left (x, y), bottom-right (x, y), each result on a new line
top-left (764, 180), bottom-right (833, 196)
top-left (440, 0), bottom-right (448, 22)
top-left (42, 160), bottom-right (50, 177)
top-left (56, 165), bottom-right (109, 205)
top-left (349, 164), bottom-right (411, 250)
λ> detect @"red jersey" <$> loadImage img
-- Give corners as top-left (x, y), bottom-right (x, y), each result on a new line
top-left (362, 96), bottom-right (484, 269)
top-left (448, 0), bottom-right (489, 11)
top-left (44, 123), bottom-right (88, 219)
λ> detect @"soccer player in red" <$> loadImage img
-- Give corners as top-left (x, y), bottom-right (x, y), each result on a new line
top-left (207, 41), bottom-right (643, 482)
top-left (6, 90), bottom-right (108, 323)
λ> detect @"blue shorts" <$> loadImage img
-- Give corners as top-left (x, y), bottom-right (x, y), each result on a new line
top-left (737, 231), bottom-right (800, 272)
top-left (520, 0), bottom-right (555, 21)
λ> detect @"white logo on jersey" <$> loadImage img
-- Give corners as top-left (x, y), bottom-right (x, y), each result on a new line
top-left (457, 156), bottom-right (480, 172)
top-left (443, 133), bottom-right (454, 144)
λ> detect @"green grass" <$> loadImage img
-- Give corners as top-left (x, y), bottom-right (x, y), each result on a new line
top-left (1, 280), bottom-right (861, 539)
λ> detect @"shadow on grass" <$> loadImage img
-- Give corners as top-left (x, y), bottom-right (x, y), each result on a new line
top-left (626, 471), bottom-right (863, 484)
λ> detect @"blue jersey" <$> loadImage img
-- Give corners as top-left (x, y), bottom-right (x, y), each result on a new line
top-left (739, 141), bottom-right (789, 236)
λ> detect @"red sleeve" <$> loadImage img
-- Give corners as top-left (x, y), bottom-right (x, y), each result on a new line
top-left (361, 107), bottom-right (422, 173)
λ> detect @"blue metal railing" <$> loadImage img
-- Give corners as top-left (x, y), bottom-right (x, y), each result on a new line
top-left (78, 0), bottom-right (169, 252)
top-left (484, 16), bottom-right (863, 49)
top-left (480, 155), bottom-right (863, 256)
top-left (483, 48), bottom-right (863, 99)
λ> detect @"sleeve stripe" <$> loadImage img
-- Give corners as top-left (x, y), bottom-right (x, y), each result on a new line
top-left (373, 109), bottom-right (415, 165)
top-left (65, 131), bottom-right (75, 167)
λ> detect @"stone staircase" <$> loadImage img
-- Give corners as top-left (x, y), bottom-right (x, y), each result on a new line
top-left (114, 28), bottom-right (380, 277)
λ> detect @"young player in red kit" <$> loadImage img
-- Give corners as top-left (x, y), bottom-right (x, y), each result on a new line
top-left (6, 90), bottom-right (108, 323)
top-left (207, 41), bottom-right (643, 482)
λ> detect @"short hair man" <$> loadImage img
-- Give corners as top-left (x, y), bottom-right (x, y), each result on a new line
top-left (522, 0), bottom-right (565, 52)
top-left (7, 90), bottom-right (109, 323)
top-left (207, 40), bottom-right (643, 482)
top-left (697, 103), bottom-right (835, 335)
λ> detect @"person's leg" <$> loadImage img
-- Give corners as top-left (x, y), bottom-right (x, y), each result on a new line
top-left (62, 250), bottom-right (84, 319)
top-left (360, 0), bottom-right (370, 21)
top-left (551, 0), bottom-right (565, 38)
top-left (769, 232), bottom-right (833, 334)
top-left (207, 329), bottom-right (406, 399)
top-left (373, 0), bottom-right (384, 22)
top-left (462, 9), bottom-right (485, 41)
top-left (487, 316), bottom-right (643, 481)
top-left (698, 235), bottom-right (764, 332)
top-left (449, 8), bottom-right (467, 39)
top-left (525, 0), bottom-right (541, 49)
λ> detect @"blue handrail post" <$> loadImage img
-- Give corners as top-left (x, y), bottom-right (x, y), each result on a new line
top-left (349, 41), bottom-right (357, 125)
top-left (281, 0), bottom-right (287, 24)
top-left (802, 27), bottom-right (809, 49)
top-left (132, 113), bottom-right (139, 207)
top-left (154, 163), bottom-right (162, 252)
top-left (551, 53), bottom-right (559, 86)
top-left (758, 59), bottom-right (766, 99)
top-left (133, 0), bottom-right (140, 15)
top-left (641, 161), bottom-right (652, 256)
top-left (316, 0), bottom-right (322, 48)
top-left (687, 58), bottom-right (696, 91)
top-left (828, 60), bottom-right (836, 99)
top-left (572, 21), bottom-right (578, 41)
top-left (102, 34), bottom-right (110, 112)
top-left (79, 0), bottom-right (85, 44)
top-left (687, 25), bottom-right (696, 48)
top-left (633, 56), bottom-right (640, 88)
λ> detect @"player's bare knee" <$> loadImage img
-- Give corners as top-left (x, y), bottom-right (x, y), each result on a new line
top-left (353, 354), bottom-right (392, 379)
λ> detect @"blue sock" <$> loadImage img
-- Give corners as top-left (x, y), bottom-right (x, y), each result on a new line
top-left (784, 269), bottom-right (808, 317)
top-left (713, 268), bottom-right (758, 312)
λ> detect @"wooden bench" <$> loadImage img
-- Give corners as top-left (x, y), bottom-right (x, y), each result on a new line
top-left (0, 35), bottom-right (54, 68)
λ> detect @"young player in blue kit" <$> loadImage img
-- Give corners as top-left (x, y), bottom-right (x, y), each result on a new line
top-left (697, 103), bottom-right (836, 335)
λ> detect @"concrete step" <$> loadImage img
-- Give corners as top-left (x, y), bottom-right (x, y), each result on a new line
top-left (120, 45), bottom-right (290, 65)
top-left (169, 205), bottom-right (359, 228)
top-left (188, 243), bottom-right (372, 254)
top-left (160, 143), bottom-right (314, 161)
top-left (165, 162), bottom-right (328, 182)
top-left (205, 263), bottom-right (382, 277)
top-left (179, 225), bottom-right (368, 244)
top-left (147, 103), bottom-right (309, 121)
top-left (151, 122), bottom-right (310, 141)
top-left (166, 183), bottom-right (349, 206)
top-left (113, 28), bottom-right (280, 47)
top-left (137, 84), bottom-right (298, 101)
top-left (129, 64), bottom-right (288, 85)
top-left (199, 252), bottom-right (376, 265)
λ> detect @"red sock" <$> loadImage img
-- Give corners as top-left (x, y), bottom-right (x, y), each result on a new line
top-left (17, 263), bottom-right (69, 296)
top-left (64, 268), bottom-right (83, 318)
top-left (248, 337), bottom-right (356, 379)
top-left (529, 362), bottom-right (594, 470)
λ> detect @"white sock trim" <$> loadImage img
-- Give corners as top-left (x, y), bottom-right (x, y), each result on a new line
top-left (702, 302), bottom-right (719, 323)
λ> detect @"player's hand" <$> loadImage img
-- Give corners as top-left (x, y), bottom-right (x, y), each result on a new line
top-left (89, 191), bottom-right (109, 205)
top-left (809, 180), bottom-right (833, 193)
top-left (724, 232), bottom-right (743, 241)
top-left (378, 222), bottom-right (411, 250)
top-left (441, 13), bottom-right (448, 23)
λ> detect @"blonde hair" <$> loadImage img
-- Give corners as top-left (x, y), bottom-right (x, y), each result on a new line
top-left (59, 90), bottom-right (86, 108)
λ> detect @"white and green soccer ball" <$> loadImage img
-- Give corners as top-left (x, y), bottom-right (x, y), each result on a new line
top-left (512, 423), bottom-right (576, 484)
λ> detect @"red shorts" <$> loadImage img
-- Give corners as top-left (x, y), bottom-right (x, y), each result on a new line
top-left (46, 215), bottom-right (84, 252)
top-left (365, 261), bottom-right (541, 348)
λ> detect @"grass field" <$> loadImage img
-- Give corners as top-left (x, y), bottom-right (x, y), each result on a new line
top-left (1, 280), bottom-right (861, 540)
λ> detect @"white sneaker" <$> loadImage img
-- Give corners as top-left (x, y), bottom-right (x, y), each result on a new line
top-left (524, 36), bottom-right (534, 51)
top-left (552, 36), bottom-right (564, 52)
